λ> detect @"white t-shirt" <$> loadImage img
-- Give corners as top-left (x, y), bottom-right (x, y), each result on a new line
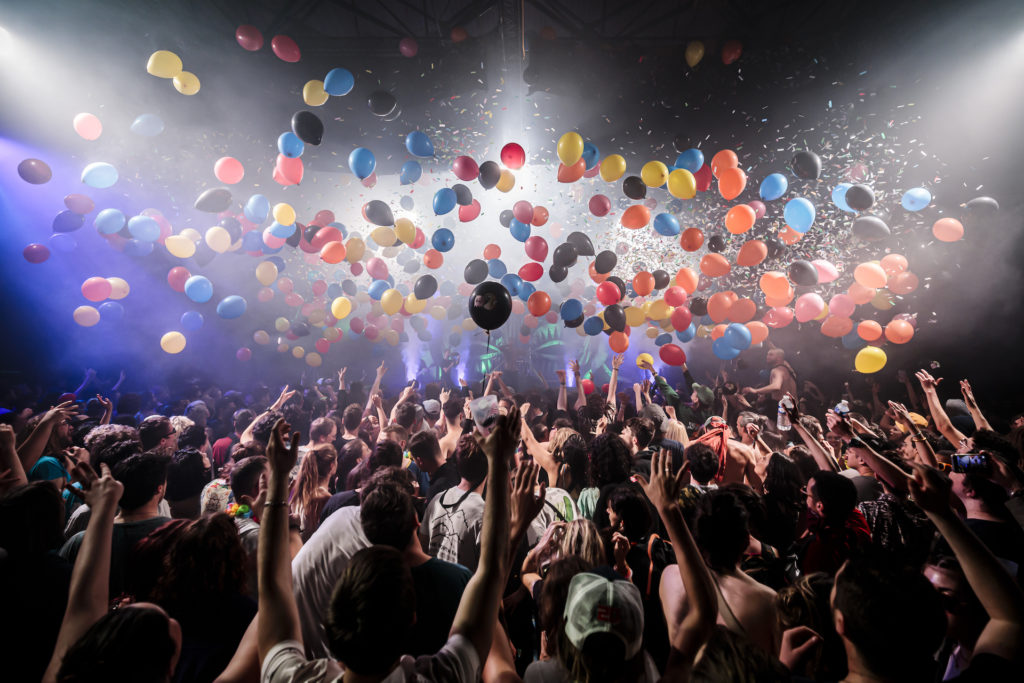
top-left (527, 487), bottom-right (581, 546)
top-left (292, 506), bottom-right (370, 659)
top-left (261, 633), bottom-right (479, 683)
top-left (420, 487), bottom-right (485, 572)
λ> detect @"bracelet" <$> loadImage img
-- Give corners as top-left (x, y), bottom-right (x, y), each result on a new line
top-left (911, 435), bottom-right (927, 443)
top-left (263, 500), bottom-right (289, 508)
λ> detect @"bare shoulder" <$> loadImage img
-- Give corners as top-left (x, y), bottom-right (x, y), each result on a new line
top-left (727, 439), bottom-right (756, 464)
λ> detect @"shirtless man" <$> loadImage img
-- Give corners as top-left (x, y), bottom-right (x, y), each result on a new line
top-left (692, 416), bottom-right (763, 491)
top-left (437, 389), bottom-right (464, 461)
top-left (742, 347), bottom-right (799, 404)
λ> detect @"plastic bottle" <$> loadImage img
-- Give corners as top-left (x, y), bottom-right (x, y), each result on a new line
top-left (777, 397), bottom-right (792, 431)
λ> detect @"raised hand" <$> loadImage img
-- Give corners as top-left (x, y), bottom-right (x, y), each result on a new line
top-left (440, 388), bottom-right (451, 404)
top-left (612, 353), bottom-right (625, 370)
top-left (458, 377), bottom-right (468, 388)
top-left (888, 400), bottom-right (914, 427)
top-left (612, 531), bottom-right (630, 567)
top-left (634, 449), bottom-right (689, 511)
top-left (555, 369), bottom-right (566, 383)
top-left (595, 416), bottom-right (608, 435)
top-left (665, 405), bottom-right (677, 420)
top-left (69, 461), bottom-right (123, 511)
top-left (637, 358), bottom-right (654, 372)
top-left (915, 369), bottom-right (942, 392)
top-left (370, 393), bottom-right (384, 409)
top-left (271, 385), bottom-right (298, 410)
top-left (782, 392), bottom-right (800, 420)
top-left (44, 401), bottom-right (79, 425)
top-left (569, 360), bottom-right (580, 375)
top-left (474, 404), bottom-right (520, 461)
top-left (908, 463), bottom-right (954, 517)
top-left (267, 419), bottom-right (300, 476)
top-left (960, 380), bottom-right (978, 409)
top-left (510, 462), bottom-right (547, 530)
top-left (96, 394), bottom-right (113, 412)
top-left (375, 361), bottom-right (388, 379)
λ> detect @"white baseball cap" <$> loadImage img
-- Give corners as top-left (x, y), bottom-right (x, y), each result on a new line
top-left (563, 572), bottom-right (644, 659)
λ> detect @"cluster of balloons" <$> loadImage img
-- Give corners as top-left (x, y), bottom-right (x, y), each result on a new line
top-left (146, 50), bottom-right (200, 95)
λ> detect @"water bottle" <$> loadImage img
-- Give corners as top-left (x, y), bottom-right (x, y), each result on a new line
top-left (777, 397), bottom-right (792, 431)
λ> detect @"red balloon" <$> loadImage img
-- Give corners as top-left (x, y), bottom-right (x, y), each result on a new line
top-left (236, 347), bottom-right (253, 361)
top-left (721, 40), bottom-right (743, 64)
top-left (670, 306), bottom-right (693, 331)
top-left (557, 158), bottom-right (586, 183)
top-left (458, 200), bottom-right (481, 222)
top-left (518, 262), bottom-right (543, 282)
top-left (452, 156), bottom-right (479, 181)
top-left (312, 226), bottom-right (343, 250)
top-left (22, 243), bottom-right (50, 263)
top-left (315, 338), bottom-right (331, 354)
top-left (270, 35), bottom-right (301, 62)
top-left (500, 142), bottom-right (526, 169)
top-left (236, 25), bottom-right (264, 51)
top-left (694, 164), bottom-right (713, 192)
top-left (527, 291), bottom-right (551, 316)
top-left (659, 344), bottom-right (687, 366)
top-left (664, 286), bottom-right (687, 307)
top-left (313, 209), bottom-right (335, 226)
top-left (483, 243), bottom-right (501, 259)
top-left (596, 281), bottom-right (621, 305)
top-left (581, 378), bottom-right (596, 395)
top-left (167, 266), bottom-right (190, 292)
top-left (531, 206), bottom-right (549, 226)
top-left (524, 236), bottom-right (548, 262)
top-left (412, 228), bottom-right (426, 249)
top-left (589, 194), bottom-right (611, 217)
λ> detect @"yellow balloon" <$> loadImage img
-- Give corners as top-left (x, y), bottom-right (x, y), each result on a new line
top-left (292, 346), bottom-right (305, 359)
top-left (383, 330), bottom-right (399, 346)
top-left (636, 353), bottom-right (654, 368)
top-left (646, 326), bottom-right (659, 339)
top-left (395, 218), bottom-right (416, 244)
top-left (160, 331), bottom-right (186, 354)
top-left (667, 168), bottom-right (696, 199)
top-left (323, 326), bottom-right (341, 342)
top-left (330, 297), bottom-right (352, 320)
top-left (685, 40), bottom-right (705, 68)
top-left (345, 237), bottom-right (365, 263)
top-left (308, 309), bottom-right (326, 325)
top-left (172, 71), bottom-right (200, 95)
top-left (405, 294), bottom-right (427, 314)
top-left (814, 303), bottom-right (829, 321)
top-left (302, 79), bottom-right (329, 106)
top-left (179, 228), bottom-right (201, 242)
top-left (557, 132), bottom-right (584, 166)
top-left (600, 154), bottom-right (627, 182)
top-left (305, 352), bottom-right (323, 367)
top-left (275, 317), bottom-right (290, 332)
top-left (855, 346), bottom-right (887, 374)
top-left (73, 305), bottom-right (100, 327)
top-left (462, 318), bottom-right (477, 331)
top-left (165, 235), bottom-right (196, 259)
top-left (496, 170), bottom-right (515, 192)
top-left (649, 300), bottom-right (671, 320)
top-left (273, 202), bottom-right (296, 226)
top-left (277, 342), bottom-right (290, 353)
top-left (253, 330), bottom-right (270, 345)
top-left (696, 324), bottom-right (713, 338)
top-left (107, 277), bottom-right (130, 300)
top-left (205, 226), bottom-right (231, 253)
top-left (255, 261), bottom-right (279, 286)
top-left (381, 288), bottom-right (403, 315)
top-left (429, 305), bottom-right (446, 320)
top-left (371, 226), bottom-right (397, 246)
top-left (146, 50), bottom-right (182, 79)
top-left (624, 306), bottom-right (645, 327)
top-left (641, 161), bottom-right (669, 188)
top-left (354, 292), bottom-right (371, 305)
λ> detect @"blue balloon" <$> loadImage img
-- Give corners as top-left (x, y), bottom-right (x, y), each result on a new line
top-left (842, 330), bottom-right (865, 350)
top-left (277, 132), bottom-right (305, 159)
top-left (713, 337), bottom-right (742, 359)
top-left (675, 148), bottom-right (704, 173)
top-left (368, 279), bottom-right (389, 300)
top-left (581, 142), bottom-right (600, 170)
top-left (560, 298), bottom-right (583, 321)
top-left (901, 187), bottom-right (931, 212)
top-left (98, 301), bottom-right (124, 322)
top-left (784, 197), bottom-right (816, 233)
top-left (653, 213), bottom-right (681, 237)
top-left (94, 208), bottom-right (125, 234)
top-left (831, 184), bottom-right (855, 213)
top-left (130, 113), bottom-right (164, 137)
top-left (124, 239), bottom-right (153, 257)
top-left (518, 281), bottom-right (536, 302)
top-left (184, 276), bottom-right (213, 303)
top-left (487, 259), bottom-right (507, 278)
top-left (268, 221), bottom-right (296, 238)
top-left (216, 295), bottom-right (247, 319)
top-left (400, 195), bottom-right (415, 211)
top-left (431, 228), bottom-right (455, 252)
top-left (405, 131), bottom-right (434, 157)
top-left (348, 147), bottom-right (376, 179)
top-left (759, 173), bottom-right (788, 201)
top-left (400, 160), bottom-right (422, 185)
top-left (244, 194), bottom-right (271, 224)
top-left (583, 316), bottom-right (604, 335)
top-left (655, 333), bottom-right (672, 347)
top-left (323, 67), bottom-right (355, 96)
top-left (261, 242), bottom-right (283, 255)
top-left (242, 231), bottom-right (263, 251)
top-left (52, 210), bottom-right (84, 233)
top-left (49, 232), bottom-right (77, 252)
top-left (723, 323), bottom-right (752, 350)
top-left (500, 273), bottom-right (523, 296)
top-left (676, 323), bottom-right (696, 343)
top-left (81, 162), bottom-right (118, 189)
top-left (510, 218), bottom-right (531, 242)
top-left (433, 188), bottom-right (457, 215)
top-left (128, 215), bottom-right (160, 242)
top-left (266, 256), bottom-right (286, 273)
top-left (180, 311), bottom-right (204, 331)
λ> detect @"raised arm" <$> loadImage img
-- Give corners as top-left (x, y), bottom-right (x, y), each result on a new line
top-left (0, 425), bottom-right (27, 493)
top-left (257, 419), bottom-right (302, 664)
top-left (960, 380), bottom-right (993, 433)
top-left (915, 370), bottom-right (966, 447)
top-left (785, 396), bottom-right (840, 472)
top-left (364, 362), bottom-right (387, 416)
top-left (570, 361), bottom-right (586, 410)
top-left (607, 354), bottom-right (624, 410)
top-left (889, 401), bottom-right (938, 468)
top-left (483, 371), bottom-right (497, 397)
top-left (494, 371), bottom-right (514, 400)
top-left (555, 370), bottom-right (567, 412)
top-left (18, 401), bottom-right (78, 473)
top-left (96, 394), bottom-right (113, 426)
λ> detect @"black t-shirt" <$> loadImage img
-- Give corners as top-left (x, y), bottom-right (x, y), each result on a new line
top-left (426, 461), bottom-right (461, 502)
top-left (59, 516), bottom-right (172, 598)
top-left (850, 474), bottom-right (883, 503)
top-left (933, 518), bottom-right (1024, 578)
top-left (408, 558), bottom-right (472, 657)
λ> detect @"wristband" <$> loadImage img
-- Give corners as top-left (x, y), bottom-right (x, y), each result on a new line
top-left (263, 500), bottom-right (289, 508)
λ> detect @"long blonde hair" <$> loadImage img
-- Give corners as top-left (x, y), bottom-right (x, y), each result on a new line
top-left (289, 444), bottom-right (336, 519)
top-left (559, 519), bottom-right (605, 569)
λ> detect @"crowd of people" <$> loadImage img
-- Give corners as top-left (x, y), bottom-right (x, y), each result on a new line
top-left (2, 348), bottom-right (1023, 682)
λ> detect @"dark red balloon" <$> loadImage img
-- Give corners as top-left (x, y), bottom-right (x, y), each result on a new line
top-left (659, 344), bottom-right (687, 366)
top-left (694, 164), bottom-right (713, 192)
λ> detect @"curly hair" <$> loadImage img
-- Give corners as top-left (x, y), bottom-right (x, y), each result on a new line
top-left (587, 433), bottom-right (631, 490)
top-left (83, 424), bottom-right (139, 461)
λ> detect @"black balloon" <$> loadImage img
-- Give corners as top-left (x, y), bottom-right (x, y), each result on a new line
top-left (605, 304), bottom-right (626, 332)
top-left (549, 264), bottom-right (569, 283)
top-left (193, 242), bottom-right (216, 267)
top-left (564, 314), bottom-right (585, 329)
top-left (499, 209), bottom-right (514, 227)
top-left (194, 187), bottom-right (232, 213)
top-left (851, 215), bottom-right (890, 242)
top-left (364, 200), bottom-right (394, 226)
top-left (478, 161), bottom-right (501, 189)
top-left (285, 224), bottom-right (302, 247)
top-left (342, 279), bottom-right (358, 296)
top-left (622, 176), bottom-right (647, 200)
top-left (965, 196), bottom-right (999, 214)
top-left (765, 238), bottom-right (785, 259)
top-left (566, 231), bottom-right (595, 256)
top-left (707, 235), bottom-right (726, 253)
top-left (452, 184), bottom-right (473, 206)
top-left (219, 217), bottom-right (242, 241)
top-left (414, 274), bottom-right (438, 299)
top-left (464, 259), bottom-right (488, 284)
top-left (788, 259), bottom-right (818, 286)
top-left (607, 276), bottom-right (626, 300)
top-left (468, 281), bottom-right (513, 331)
top-left (595, 250), bottom-right (617, 274)
top-left (653, 269), bottom-right (670, 290)
top-left (689, 297), bottom-right (708, 317)
top-left (553, 243), bottom-right (578, 267)
top-left (844, 184), bottom-right (875, 211)
top-left (791, 150), bottom-right (821, 179)
top-left (291, 321), bottom-right (310, 337)
top-left (368, 90), bottom-right (397, 117)
top-left (291, 111), bottom-right (324, 145)
top-left (673, 135), bottom-right (689, 153)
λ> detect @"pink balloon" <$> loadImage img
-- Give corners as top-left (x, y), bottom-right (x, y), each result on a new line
top-left (23, 243), bottom-right (50, 263)
top-left (276, 277), bottom-right (294, 293)
top-left (390, 318), bottom-right (404, 333)
top-left (511, 300), bottom-right (525, 315)
top-left (794, 293), bottom-right (825, 323)
top-left (263, 229), bottom-right (286, 248)
top-left (399, 37), bottom-right (418, 57)
top-left (361, 172), bottom-right (377, 188)
top-left (545, 311), bottom-right (559, 324)
top-left (214, 157), bottom-right (245, 184)
top-left (350, 317), bottom-right (364, 334)
top-left (524, 236), bottom-right (548, 262)
top-left (513, 200), bottom-right (534, 224)
top-left (812, 259), bottom-right (839, 283)
top-left (81, 276), bottom-right (112, 302)
top-left (275, 154), bottom-right (304, 185)
top-left (285, 293), bottom-right (304, 307)
top-left (167, 267), bottom-right (190, 292)
top-left (236, 25), bottom-right (264, 51)
top-left (458, 282), bottom-right (473, 296)
top-left (828, 293), bottom-right (856, 318)
top-left (315, 338), bottom-right (331, 354)
top-left (73, 113), bottom-right (102, 141)
top-left (763, 306), bottom-right (794, 328)
top-left (589, 195), bottom-right (611, 216)
top-left (412, 228), bottom-right (426, 249)
top-left (366, 257), bottom-right (389, 280)
top-left (452, 156), bottom-right (479, 181)
top-left (350, 262), bottom-right (364, 276)
top-left (301, 303), bottom-right (317, 317)
top-left (664, 286), bottom-right (687, 307)
top-left (747, 200), bottom-right (766, 219)
top-left (583, 161), bottom-right (602, 178)
top-left (237, 347), bottom-right (253, 361)
top-left (312, 279), bottom-right (327, 296)
top-left (270, 34), bottom-right (301, 62)
top-left (64, 193), bottom-right (95, 215)
top-left (458, 199), bottom-right (481, 222)
top-left (364, 324), bottom-right (379, 341)
top-left (257, 287), bottom-right (274, 302)
top-left (313, 209), bottom-right (335, 226)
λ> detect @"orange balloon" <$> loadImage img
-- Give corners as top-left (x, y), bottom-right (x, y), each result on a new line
top-left (679, 227), bottom-right (704, 251)
top-left (711, 149), bottom-right (739, 177)
top-left (880, 253), bottom-right (908, 276)
top-left (675, 267), bottom-right (699, 293)
top-left (319, 241), bottom-right (347, 264)
top-left (736, 239), bottom-right (767, 266)
top-left (424, 249), bottom-right (443, 269)
top-left (765, 289), bottom-right (795, 307)
top-left (747, 321), bottom-right (769, 345)
top-left (588, 261), bottom-right (609, 284)
top-left (633, 271), bottom-right (655, 296)
top-left (557, 158), bottom-right (586, 183)
top-left (718, 167), bottom-right (747, 201)
top-left (710, 324), bottom-right (727, 340)
top-left (885, 319), bottom-right (914, 344)
top-left (483, 244), bottom-right (501, 259)
top-left (725, 204), bottom-right (755, 233)
top-left (820, 316), bottom-right (854, 338)
top-left (932, 217), bottom-right (964, 242)
top-left (857, 320), bottom-right (883, 341)
top-left (854, 262), bottom-right (888, 289)
top-left (759, 271), bottom-right (790, 299)
top-left (888, 271), bottom-right (919, 295)
top-left (609, 331), bottom-right (630, 353)
top-left (728, 297), bottom-right (756, 323)
top-left (527, 291), bottom-right (551, 316)
top-left (524, 316), bottom-right (539, 329)
top-left (707, 291), bottom-right (737, 322)
top-left (531, 206), bottom-right (549, 226)
top-left (780, 225), bottom-right (803, 245)
top-left (848, 282), bottom-right (876, 305)
top-left (700, 253), bottom-right (731, 278)
top-left (621, 205), bottom-right (651, 229)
